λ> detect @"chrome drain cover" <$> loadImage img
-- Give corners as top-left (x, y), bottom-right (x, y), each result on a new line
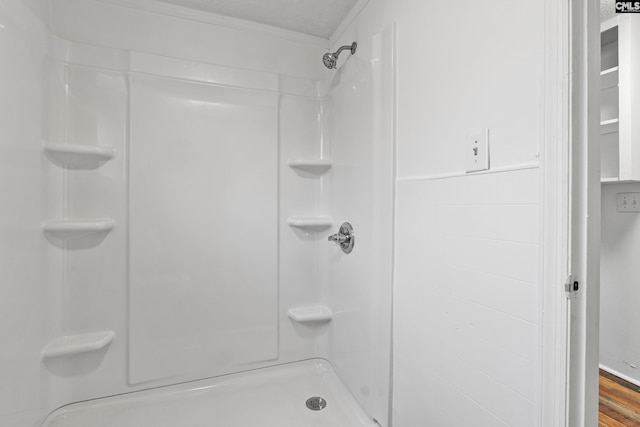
top-left (306, 396), bottom-right (327, 411)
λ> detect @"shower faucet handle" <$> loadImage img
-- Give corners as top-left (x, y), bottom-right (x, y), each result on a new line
top-left (327, 222), bottom-right (354, 254)
top-left (328, 233), bottom-right (348, 244)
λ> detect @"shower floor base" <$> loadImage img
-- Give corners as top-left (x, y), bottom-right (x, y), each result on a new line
top-left (41, 359), bottom-right (377, 427)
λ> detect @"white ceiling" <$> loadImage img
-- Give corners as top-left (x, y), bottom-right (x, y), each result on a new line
top-left (601, 0), bottom-right (616, 22)
top-left (154, 0), bottom-right (360, 39)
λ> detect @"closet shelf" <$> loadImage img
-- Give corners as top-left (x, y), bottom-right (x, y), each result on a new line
top-left (601, 66), bottom-right (619, 90)
top-left (601, 177), bottom-right (620, 183)
top-left (42, 330), bottom-right (116, 359)
top-left (601, 118), bottom-right (619, 135)
top-left (600, 16), bottom-right (640, 182)
top-left (287, 306), bottom-right (333, 323)
top-left (43, 218), bottom-right (116, 240)
top-left (43, 143), bottom-right (115, 169)
top-left (287, 159), bottom-right (332, 175)
top-left (601, 178), bottom-right (637, 184)
top-left (601, 66), bottom-right (619, 75)
top-left (287, 217), bottom-right (333, 230)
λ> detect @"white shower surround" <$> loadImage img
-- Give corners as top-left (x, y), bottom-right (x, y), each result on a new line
top-left (0, 0), bottom-right (393, 425)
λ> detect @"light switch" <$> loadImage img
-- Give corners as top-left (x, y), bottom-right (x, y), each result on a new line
top-left (466, 129), bottom-right (489, 173)
top-left (617, 193), bottom-right (640, 212)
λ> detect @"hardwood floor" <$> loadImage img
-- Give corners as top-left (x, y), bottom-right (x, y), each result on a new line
top-left (600, 369), bottom-right (640, 426)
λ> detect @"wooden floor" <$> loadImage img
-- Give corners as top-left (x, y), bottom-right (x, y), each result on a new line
top-left (600, 370), bottom-right (640, 426)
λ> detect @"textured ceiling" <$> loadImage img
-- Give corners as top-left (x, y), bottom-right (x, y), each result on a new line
top-left (601, 0), bottom-right (616, 22)
top-left (154, 0), bottom-right (359, 39)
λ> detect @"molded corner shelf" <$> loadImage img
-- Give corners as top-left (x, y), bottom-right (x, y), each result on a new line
top-left (288, 159), bottom-right (332, 175)
top-left (287, 217), bottom-right (333, 230)
top-left (288, 306), bottom-right (333, 323)
top-left (42, 330), bottom-right (116, 359)
top-left (44, 143), bottom-right (115, 169)
top-left (43, 218), bottom-right (116, 240)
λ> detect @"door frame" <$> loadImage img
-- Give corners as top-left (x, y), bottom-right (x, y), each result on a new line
top-left (541, 0), bottom-right (600, 425)
top-left (566, 0), bottom-right (601, 425)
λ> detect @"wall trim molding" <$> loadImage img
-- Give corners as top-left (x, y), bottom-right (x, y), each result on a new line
top-left (397, 161), bottom-right (540, 183)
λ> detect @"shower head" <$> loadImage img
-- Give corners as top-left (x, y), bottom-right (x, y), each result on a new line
top-left (322, 52), bottom-right (337, 69)
top-left (322, 42), bottom-right (357, 69)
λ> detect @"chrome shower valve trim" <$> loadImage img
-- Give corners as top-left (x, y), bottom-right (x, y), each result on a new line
top-left (328, 222), bottom-right (355, 254)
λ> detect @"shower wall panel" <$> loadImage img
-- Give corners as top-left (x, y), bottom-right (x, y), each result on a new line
top-left (321, 25), bottom-right (395, 426)
top-left (43, 48), bottom-right (328, 409)
top-left (0, 1), bottom-right (49, 426)
top-left (53, 63), bottom-right (129, 399)
top-left (278, 94), bottom-right (329, 361)
top-left (38, 0), bottom-right (329, 413)
top-left (40, 58), bottom-right (132, 411)
top-left (128, 75), bottom-right (278, 384)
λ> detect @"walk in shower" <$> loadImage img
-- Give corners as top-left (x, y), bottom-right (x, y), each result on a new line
top-left (1, 0), bottom-right (394, 425)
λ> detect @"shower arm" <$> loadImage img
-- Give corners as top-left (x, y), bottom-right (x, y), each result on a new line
top-left (333, 44), bottom-right (353, 56)
top-left (333, 42), bottom-right (357, 57)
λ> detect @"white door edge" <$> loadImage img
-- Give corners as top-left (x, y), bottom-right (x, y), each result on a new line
top-left (566, 0), bottom-right (601, 426)
top-left (541, 0), bottom-right (600, 426)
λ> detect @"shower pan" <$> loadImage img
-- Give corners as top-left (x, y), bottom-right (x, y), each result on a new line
top-left (42, 360), bottom-right (379, 427)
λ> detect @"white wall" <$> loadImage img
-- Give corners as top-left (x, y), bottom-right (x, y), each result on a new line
top-left (0, 1), bottom-right (49, 426)
top-left (394, 170), bottom-right (540, 426)
top-left (338, 0), bottom-right (545, 425)
top-left (600, 182), bottom-right (640, 385)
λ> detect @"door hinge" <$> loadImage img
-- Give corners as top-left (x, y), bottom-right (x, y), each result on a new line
top-left (565, 275), bottom-right (579, 296)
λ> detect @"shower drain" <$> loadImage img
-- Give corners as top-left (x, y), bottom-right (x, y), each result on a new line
top-left (306, 396), bottom-right (327, 411)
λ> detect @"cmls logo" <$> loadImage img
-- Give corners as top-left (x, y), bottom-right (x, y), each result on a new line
top-left (616, 1), bottom-right (640, 12)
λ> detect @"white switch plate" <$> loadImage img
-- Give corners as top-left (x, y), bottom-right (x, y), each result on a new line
top-left (466, 129), bottom-right (489, 173)
top-left (617, 193), bottom-right (640, 212)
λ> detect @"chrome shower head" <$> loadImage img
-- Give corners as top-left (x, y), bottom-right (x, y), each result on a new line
top-left (323, 52), bottom-right (337, 69)
top-left (322, 42), bottom-right (357, 69)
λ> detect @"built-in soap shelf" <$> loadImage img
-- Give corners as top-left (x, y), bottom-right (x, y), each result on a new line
top-left (288, 159), bottom-right (332, 175)
top-left (287, 217), bottom-right (333, 230)
top-left (287, 306), bottom-right (333, 323)
top-left (43, 218), bottom-right (116, 240)
top-left (43, 143), bottom-right (115, 169)
top-left (42, 330), bottom-right (115, 359)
